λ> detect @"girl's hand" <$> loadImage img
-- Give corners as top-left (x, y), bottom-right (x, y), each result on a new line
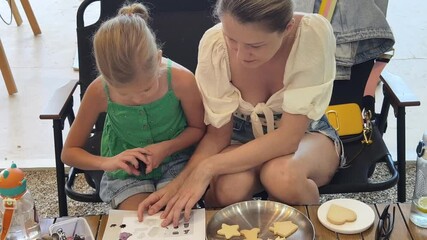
top-left (100, 148), bottom-right (151, 175)
top-left (143, 142), bottom-right (170, 174)
top-left (160, 164), bottom-right (212, 227)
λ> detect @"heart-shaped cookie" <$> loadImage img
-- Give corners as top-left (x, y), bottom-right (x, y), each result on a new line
top-left (327, 203), bottom-right (357, 225)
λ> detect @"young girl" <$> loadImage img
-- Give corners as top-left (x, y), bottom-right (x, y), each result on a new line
top-left (61, 3), bottom-right (205, 210)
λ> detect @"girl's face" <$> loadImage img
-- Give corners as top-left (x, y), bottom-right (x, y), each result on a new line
top-left (221, 14), bottom-right (287, 68)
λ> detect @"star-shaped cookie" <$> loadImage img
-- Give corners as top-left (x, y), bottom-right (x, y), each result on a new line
top-left (240, 228), bottom-right (260, 240)
top-left (217, 223), bottom-right (241, 239)
top-left (268, 221), bottom-right (298, 238)
top-left (266, 237), bottom-right (285, 240)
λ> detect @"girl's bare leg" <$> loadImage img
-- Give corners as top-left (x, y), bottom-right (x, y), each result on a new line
top-left (118, 193), bottom-right (151, 210)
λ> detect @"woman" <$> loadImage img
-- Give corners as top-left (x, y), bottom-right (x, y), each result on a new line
top-left (138, 0), bottom-right (344, 226)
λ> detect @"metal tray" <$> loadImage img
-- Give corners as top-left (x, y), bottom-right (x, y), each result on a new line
top-left (206, 200), bottom-right (315, 240)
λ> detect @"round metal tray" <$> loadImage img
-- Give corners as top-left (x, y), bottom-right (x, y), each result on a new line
top-left (206, 200), bottom-right (315, 240)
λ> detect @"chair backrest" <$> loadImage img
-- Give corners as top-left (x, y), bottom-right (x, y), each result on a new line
top-left (330, 60), bottom-right (374, 107)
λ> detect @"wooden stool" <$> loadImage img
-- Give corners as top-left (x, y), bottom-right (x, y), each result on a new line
top-left (0, 39), bottom-right (17, 95)
top-left (1, 0), bottom-right (41, 94)
top-left (7, 0), bottom-right (41, 35)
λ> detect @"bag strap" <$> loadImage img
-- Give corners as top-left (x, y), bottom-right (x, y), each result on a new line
top-left (318, 0), bottom-right (337, 21)
top-left (364, 49), bottom-right (394, 97)
top-left (361, 109), bottom-right (374, 145)
top-left (341, 109), bottom-right (374, 168)
top-left (1, 198), bottom-right (16, 240)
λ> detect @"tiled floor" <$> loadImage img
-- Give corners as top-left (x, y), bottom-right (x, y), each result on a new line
top-left (0, 0), bottom-right (426, 169)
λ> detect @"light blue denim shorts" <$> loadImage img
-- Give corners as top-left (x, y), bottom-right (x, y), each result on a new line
top-left (99, 151), bottom-right (190, 208)
top-left (232, 114), bottom-right (346, 167)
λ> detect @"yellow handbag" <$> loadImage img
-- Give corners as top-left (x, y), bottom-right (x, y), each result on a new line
top-left (326, 103), bottom-right (375, 166)
top-left (325, 103), bottom-right (364, 137)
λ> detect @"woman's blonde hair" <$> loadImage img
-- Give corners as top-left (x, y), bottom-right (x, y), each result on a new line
top-left (214, 0), bottom-right (294, 33)
top-left (93, 3), bottom-right (159, 85)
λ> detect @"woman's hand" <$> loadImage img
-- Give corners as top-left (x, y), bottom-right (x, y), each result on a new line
top-left (137, 178), bottom-right (181, 221)
top-left (100, 148), bottom-right (151, 176)
top-left (160, 163), bottom-right (213, 227)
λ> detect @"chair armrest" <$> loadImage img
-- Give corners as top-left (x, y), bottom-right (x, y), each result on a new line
top-left (380, 71), bottom-right (420, 202)
top-left (380, 71), bottom-right (420, 108)
top-left (39, 80), bottom-right (79, 120)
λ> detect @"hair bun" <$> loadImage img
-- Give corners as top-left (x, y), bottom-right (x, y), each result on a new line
top-left (118, 3), bottom-right (150, 21)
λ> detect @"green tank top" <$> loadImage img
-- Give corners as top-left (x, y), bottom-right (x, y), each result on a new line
top-left (101, 59), bottom-right (188, 180)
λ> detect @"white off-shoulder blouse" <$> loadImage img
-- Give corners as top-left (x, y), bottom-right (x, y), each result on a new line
top-left (195, 14), bottom-right (336, 138)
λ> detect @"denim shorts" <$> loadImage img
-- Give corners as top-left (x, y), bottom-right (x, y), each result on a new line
top-left (232, 114), bottom-right (346, 167)
top-left (99, 151), bottom-right (190, 208)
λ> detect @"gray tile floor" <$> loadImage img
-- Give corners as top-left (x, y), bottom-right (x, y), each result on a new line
top-left (0, 0), bottom-right (426, 170)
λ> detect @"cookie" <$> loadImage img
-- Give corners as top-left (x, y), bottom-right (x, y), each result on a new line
top-left (240, 228), bottom-right (260, 240)
top-left (217, 223), bottom-right (241, 239)
top-left (268, 221), bottom-right (298, 238)
top-left (266, 237), bottom-right (286, 240)
top-left (326, 203), bottom-right (357, 225)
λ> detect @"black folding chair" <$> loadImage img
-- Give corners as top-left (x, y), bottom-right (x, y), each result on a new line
top-left (40, 0), bottom-right (419, 217)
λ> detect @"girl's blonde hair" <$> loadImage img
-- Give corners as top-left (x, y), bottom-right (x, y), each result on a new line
top-left (93, 3), bottom-right (159, 85)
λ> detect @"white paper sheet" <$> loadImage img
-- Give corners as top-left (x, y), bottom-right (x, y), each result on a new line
top-left (102, 208), bottom-right (206, 240)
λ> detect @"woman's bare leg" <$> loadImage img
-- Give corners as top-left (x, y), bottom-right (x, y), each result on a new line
top-left (204, 145), bottom-right (262, 207)
top-left (260, 133), bottom-right (340, 205)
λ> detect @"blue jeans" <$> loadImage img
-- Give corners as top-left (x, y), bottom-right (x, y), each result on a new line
top-left (99, 151), bottom-right (190, 208)
top-left (232, 115), bottom-right (346, 167)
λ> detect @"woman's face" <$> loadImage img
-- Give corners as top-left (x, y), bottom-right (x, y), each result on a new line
top-left (221, 14), bottom-right (286, 68)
